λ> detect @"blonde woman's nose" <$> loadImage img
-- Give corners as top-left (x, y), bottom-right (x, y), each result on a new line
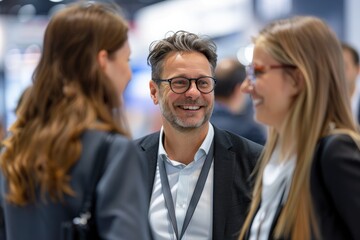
top-left (240, 78), bottom-right (254, 94)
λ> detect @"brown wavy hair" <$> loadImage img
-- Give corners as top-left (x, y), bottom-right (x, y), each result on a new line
top-left (0, 2), bottom-right (130, 206)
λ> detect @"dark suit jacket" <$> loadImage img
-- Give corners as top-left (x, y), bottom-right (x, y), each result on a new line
top-left (311, 134), bottom-right (360, 240)
top-left (244, 134), bottom-right (360, 240)
top-left (0, 130), bottom-right (150, 240)
top-left (135, 126), bottom-right (263, 240)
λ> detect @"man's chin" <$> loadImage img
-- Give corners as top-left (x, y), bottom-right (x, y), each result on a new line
top-left (172, 120), bottom-right (206, 132)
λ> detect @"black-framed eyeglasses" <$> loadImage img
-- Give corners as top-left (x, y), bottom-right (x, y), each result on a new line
top-left (246, 64), bottom-right (297, 83)
top-left (154, 76), bottom-right (217, 94)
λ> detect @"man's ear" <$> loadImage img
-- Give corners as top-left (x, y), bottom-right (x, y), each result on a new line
top-left (149, 80), bottom-right (159, 105)
top-left (97, 50), bottom-right (108, 70)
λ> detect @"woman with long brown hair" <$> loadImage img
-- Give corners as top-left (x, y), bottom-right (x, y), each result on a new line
top-left (0, 2), bottom-right (149, 239)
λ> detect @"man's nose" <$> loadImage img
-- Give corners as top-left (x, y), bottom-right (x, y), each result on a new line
top-left (185, 81), bottom-right (201, 96)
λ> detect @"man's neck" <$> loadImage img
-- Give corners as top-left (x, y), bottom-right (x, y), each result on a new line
top-left (162, 124), bottom-right (209, 165)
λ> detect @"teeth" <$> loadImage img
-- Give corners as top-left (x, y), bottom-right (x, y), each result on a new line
top-left (182, 106), bottom-right (200, 110)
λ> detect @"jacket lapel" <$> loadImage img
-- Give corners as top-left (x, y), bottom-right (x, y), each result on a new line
top-left (138, 132), bottom-right (160, 202)
top-left (212, 127), bottom-right (235, 239)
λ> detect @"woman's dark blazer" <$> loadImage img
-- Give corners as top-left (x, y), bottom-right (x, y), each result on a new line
top-left (310, 134), bottom-right (360, 240)
top-left (0, 130), bottom-right (150, 240)
top-left (244, 134), bottom-right (360, 240)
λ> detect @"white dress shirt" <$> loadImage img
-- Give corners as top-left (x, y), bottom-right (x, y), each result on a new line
top-left (149, 124), bottom-right (215, 240)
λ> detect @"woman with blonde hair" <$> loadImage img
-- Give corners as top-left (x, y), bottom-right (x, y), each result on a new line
top-left (0, 2), bottom-right (149, 239)
top-left (239, 16), bottom-right (360, 239)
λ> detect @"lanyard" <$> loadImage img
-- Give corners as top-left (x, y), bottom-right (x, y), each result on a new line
top-left (159, 141), bottom-right (214, 240)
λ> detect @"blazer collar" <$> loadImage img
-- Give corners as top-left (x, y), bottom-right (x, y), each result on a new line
top-left (138, 132), bottom-right (160, 202)
top-left (212, 126), bottom-right (236, 239)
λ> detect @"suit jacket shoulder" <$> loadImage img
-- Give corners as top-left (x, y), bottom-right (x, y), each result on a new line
top-left (311, 134), bottom-right (360, 240)
top-left (214, 127), bottom-right (262, 169)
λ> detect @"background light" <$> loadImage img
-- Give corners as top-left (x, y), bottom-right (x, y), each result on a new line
top-left (237, 44), bottom-right (254, 66)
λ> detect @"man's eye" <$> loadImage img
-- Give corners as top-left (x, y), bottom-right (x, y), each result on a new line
top-left (172, 79), bottom-right (188, 86)
top-left (197, 80), bottom-right (209, 86)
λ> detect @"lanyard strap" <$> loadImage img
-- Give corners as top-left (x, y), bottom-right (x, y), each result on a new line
top-left (159, 141), bottom-right (214, 240)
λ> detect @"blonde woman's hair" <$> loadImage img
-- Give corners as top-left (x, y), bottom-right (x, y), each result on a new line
top-left (239, 16), bottom-right (360, 240)
top-left (0, 2), bottom-right (130, 206)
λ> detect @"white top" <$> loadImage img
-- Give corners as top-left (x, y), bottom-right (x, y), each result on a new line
top-left (149, 124), bottom-right (215, 240)
top-left (351, 76), bottom-right (360, 121)
top-left (249, 145), bottom-right (296, 240)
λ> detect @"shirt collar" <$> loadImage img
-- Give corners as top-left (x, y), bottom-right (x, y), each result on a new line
top-left (158, 123), bottom-right (215, 163)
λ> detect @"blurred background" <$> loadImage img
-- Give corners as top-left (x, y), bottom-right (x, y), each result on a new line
top-left (0, 0), bottom-right (358, 138)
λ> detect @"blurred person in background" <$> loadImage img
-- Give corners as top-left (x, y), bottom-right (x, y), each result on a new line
top-left (239, 16), bottom-right (360, 240)
top-left (342, 42), bottom-right (360, 125)
top-left (0, 2), bottom-right (149, 240)
top-left (211, 58), bottom-right (267, 145)
top-left (135, 30), bottom-right (262, 240)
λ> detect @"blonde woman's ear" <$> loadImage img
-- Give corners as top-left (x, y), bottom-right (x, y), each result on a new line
top-left (287, 68), bottom-right (305, 96)
top-left (294, 68), bottom-right (305, 90)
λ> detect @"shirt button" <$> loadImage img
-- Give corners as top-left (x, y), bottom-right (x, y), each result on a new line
top-left (177, 202), bottom-right (187, 208)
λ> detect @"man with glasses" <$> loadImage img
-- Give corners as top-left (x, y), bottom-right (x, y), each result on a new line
top-left (135, 31), bottom-right (262, 240)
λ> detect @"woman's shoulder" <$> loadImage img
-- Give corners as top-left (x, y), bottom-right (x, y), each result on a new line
top-left (81, 129), bottom-right (135, 150)
top-left (78, 130), bottom-right (145, 181)
top-left (317, 133), bottom-right (359, 155)
top-left (319, 133), bottom-right (356, 144)
top-left (80, 130), bottom-right (139, 167)
top-left (315, 133), bottom-right (360, 172)
top-left (82, 129), bottom-right (129, 142)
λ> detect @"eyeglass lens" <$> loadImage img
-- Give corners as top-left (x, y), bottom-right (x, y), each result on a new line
top-left (170, 77), bottom-right (215, 94)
